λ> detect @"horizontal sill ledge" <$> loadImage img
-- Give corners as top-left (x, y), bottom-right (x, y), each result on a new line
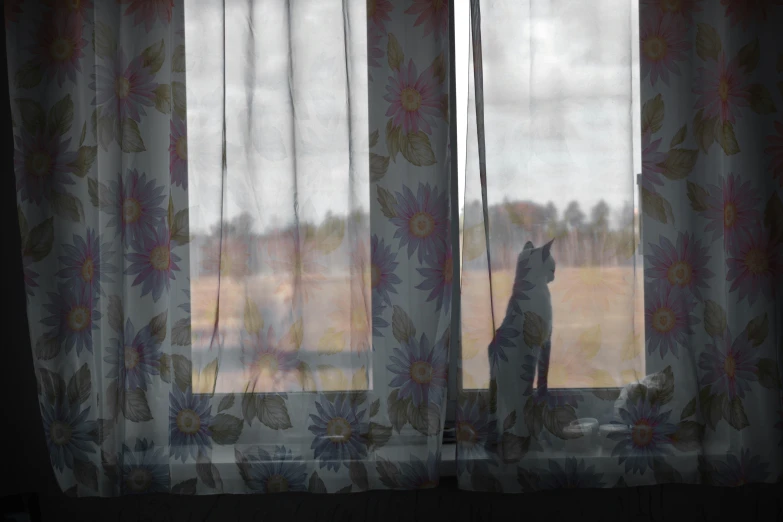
top-left (161, 442), bottom-right (727, 479)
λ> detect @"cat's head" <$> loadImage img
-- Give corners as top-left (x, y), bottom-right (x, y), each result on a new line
top-left (518, 239), bottom-right (556, 283)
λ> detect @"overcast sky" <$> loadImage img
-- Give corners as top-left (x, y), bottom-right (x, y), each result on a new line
top-left (184, 0), bottom-right (640, 233)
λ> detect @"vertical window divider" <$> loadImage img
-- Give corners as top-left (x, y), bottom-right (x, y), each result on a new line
top-left (445, 0), bottom-right (460, 436)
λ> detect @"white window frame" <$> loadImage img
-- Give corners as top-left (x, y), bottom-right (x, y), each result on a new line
top-left (441, 0), bottom-right (647, 465)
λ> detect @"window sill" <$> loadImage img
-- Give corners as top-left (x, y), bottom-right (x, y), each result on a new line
top-left (161, 439), bottom-right (731, 493)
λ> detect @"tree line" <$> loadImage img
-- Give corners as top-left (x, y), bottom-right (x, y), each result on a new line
top-left (191, 198), bottom-right (638, 277)
top-left (461, 198), bottom-right (638, 269)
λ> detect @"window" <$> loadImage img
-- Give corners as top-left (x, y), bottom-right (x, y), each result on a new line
top-left (185, 0), bottom-right (644, 430)
top-left (454, 0), bottom-right (645, 398)
top-left (185, 0), bottom-right (373, 399)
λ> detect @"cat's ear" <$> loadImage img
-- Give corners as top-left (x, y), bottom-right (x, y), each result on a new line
top-left (542, 238), bottom-right (555, 261)
top-left (523, 241), bottom-right (535, 251)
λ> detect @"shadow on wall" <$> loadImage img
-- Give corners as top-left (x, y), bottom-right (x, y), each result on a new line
top-left (1, 16), bottom-right (60, 502)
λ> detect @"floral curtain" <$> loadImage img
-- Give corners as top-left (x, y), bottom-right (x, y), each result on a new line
top-left (637, 0), bottom-right (783, 486)
top-left (9, 0), bottom-right (191, 496)
top-left (457, 0), bottom-right (782, 492)
top-left (10, 0), bottom-right (781, 499)
top-left (7, 0), bottom-right (452, 496)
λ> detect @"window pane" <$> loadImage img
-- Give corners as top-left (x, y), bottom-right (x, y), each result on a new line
top-left (185, 0), bottom-right (372, 395)
top-left (457, 0), bottom-right (644, 390)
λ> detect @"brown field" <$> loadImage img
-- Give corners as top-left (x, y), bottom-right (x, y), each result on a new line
top-left (461, 266), bottom-right (645, 389)
top-left (189, 272), bottom-right (374, 394)
top-left (188, 266), bottom-right (645, 394)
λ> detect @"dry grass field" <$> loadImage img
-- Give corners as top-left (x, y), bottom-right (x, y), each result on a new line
top-left (461, 266), bottom-right (645, 389)
top-left (189, 273), bottom-right (373, 394)
top-left (188, 266), bottom-right (645, 394)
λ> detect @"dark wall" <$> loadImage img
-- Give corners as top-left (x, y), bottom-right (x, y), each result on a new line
top-left (1, 13), bottom-right (61, 502)
top-left (2, 10), bottom-right (782, 522)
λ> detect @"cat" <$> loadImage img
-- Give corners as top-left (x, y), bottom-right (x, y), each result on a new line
top-left (491, 239), bottom-right (556, 429)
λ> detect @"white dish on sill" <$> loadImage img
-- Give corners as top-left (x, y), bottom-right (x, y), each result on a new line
top-left (598, 423), bottom-right (631, 452)
top-left (563, 418), bottom-right (600, 453)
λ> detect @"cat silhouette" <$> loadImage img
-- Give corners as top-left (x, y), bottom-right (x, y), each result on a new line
top-left (491, 239), bottom-right (556, 433)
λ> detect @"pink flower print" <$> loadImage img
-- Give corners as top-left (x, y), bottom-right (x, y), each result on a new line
top-left (44, 0), bottom-right (94, 22)
top-left (640, 12), bottom-right (690, 86)
top-left (120, 0), bottom-right (174, 33)
top-left (726, 227), bottom-right (781, 306)
top-left (367, 0), bottom-right (393, 33)
top-left (32, 15), bottom-right (87, 86)
top-left (694, 52), bottom-right (749, 125)
top-left (390, 183), bottom-right (449, 264)
top-left (645, 232), bottom-right (714, 300)
top-left (641, 132), bottom-right (666, 191)
top-left (641, 0), bottom-right (702, 26)
top-left (371, 234), bottom-right (401, 305)
top-left (368, 26), bottom-right (384, 78)
top-left (92, 48), bottom-right (158, 123)
top-left (703, 173), bottom-right (761, 253)
top-left (126, 223), bottom-right (181, 302)
top-left (103, 169), bottom-right (167, 244)
top-left (644, 282), bottom-right (699, 358)
top-left (14, 128), bottom-right (77, 205)
top-left (169, 116), bottom-right (188, 189)
top-left (416, 246), bottom-right (453, 313)
top-left (384, 59), bottom-right (442, 135)
top-left (699, 328), bottom-right (759, 402)
top-left (721, 0), bottom-right (783, 30)
top-left (405, 0), bottom-right (449, 39)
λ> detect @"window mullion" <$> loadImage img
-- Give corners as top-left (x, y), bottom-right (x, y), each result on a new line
top-left (446, 0), bottom-right (460, 425)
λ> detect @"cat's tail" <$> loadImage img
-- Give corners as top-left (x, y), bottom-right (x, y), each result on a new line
top-left (536, 339), bottom-right (551, 395)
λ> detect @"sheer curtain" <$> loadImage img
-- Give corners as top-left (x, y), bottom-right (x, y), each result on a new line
top-left (185, 0), bottom-right (452, 493)
top-left (8, 0), bottom-right (782, 499)
top-left (457, 0), bottom-right (783, 491)
top-left (8, 0), bottom-right (451, 496)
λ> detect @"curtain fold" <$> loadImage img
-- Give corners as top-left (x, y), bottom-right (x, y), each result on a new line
top-left (637, 0), bottom-right (783, 486)
top-left (457, 0), bottom-right (783, 492)
top-left (7, 0), bottom-right (452, 496)
top-left (9, 0), bottom-right (190, 496)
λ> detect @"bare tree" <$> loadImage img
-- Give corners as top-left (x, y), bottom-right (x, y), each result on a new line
top-left (564, 201), bottom-right (585, 230)
top-left (210, 211), bottom-right (256, 238)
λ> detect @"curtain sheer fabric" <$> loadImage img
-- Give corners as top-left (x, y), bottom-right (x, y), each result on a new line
top-left (7, 0), bottom-right (783, 498)
top-left (8, 0), bottom-right (451, 495)
top-left (458, 0), bottom-right (783, 492)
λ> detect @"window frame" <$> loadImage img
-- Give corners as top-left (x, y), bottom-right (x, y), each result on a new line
top-left (441, 0), bottom-right (645, 447)
top-left (187, 0), bottom-right (643, 460)
top-left (444, 0), bottom-right (461, 445)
